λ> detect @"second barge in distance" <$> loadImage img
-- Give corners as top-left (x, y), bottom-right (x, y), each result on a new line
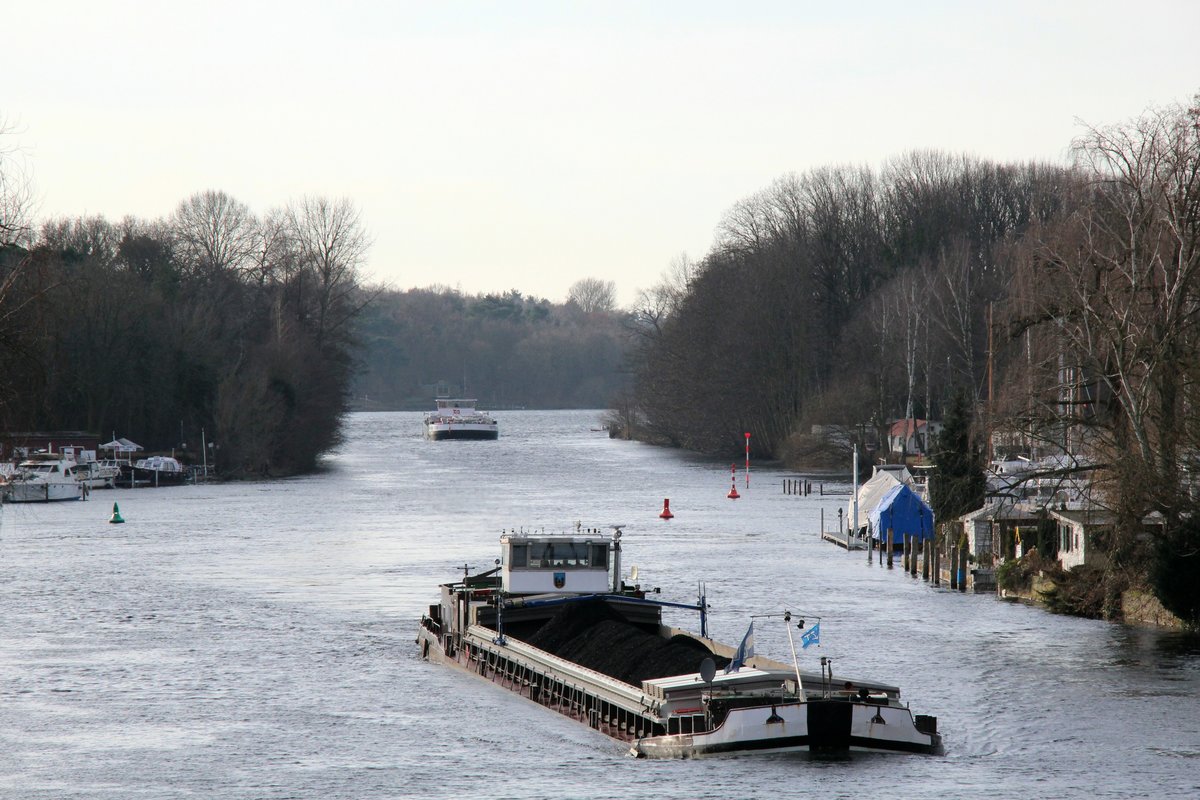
top-left (416, 526), bottom-right (943, 757)
top-left (423, 398), bottom-right (499, 441)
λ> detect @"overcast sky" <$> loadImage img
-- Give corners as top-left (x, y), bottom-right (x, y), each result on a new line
top-left (7, 1), bottom-right (1199, 306)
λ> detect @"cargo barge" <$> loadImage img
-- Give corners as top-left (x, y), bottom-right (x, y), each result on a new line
top-left (416, 526), bottom-right (942, 757)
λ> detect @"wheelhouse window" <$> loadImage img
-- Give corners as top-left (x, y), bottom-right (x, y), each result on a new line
top-left (508, 541), bottom-right (609, 569)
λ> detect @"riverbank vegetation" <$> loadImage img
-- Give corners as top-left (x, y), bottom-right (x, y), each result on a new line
top-left (621, 92), bottom-right (1200, 625)
top-left (350, 281), bottom-right (629, 410)
top-left (0, 185), bottom-right (367, 477)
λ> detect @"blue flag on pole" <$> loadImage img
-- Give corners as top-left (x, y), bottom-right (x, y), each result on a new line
top-left (724, 621), bottom-right (755, 673)
top-left (801, 621), bottom-right (820, 649)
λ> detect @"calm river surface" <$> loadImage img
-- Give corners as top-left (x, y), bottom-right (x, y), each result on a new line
top-left (2, 410), bottom-right (1198, 799)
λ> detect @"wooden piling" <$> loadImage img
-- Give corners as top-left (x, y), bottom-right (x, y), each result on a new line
top-left (902, 534), bottom-right (909, 572)
top-left (933, 537), bottom-right (941, 586)
top-left (958, 545), bottom-right (968, 592)
top-left (949, 542), bottom-right (958, 589)
top-left (922, 539), bottom-right (931, 581)
top-left (910, 539), bottom-right (918, 576)
top-left (886, 528), bottom-right (894, 568)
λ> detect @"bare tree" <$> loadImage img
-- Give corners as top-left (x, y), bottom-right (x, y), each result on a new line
top-left (0, 115), bottom-right (34, 247)
top-left (568, 277), bottom-right (617, 313)
top-left (246, 207), bottom-right (294, 288)
top-left (1010, 94), bottom-right (1200, 557)
top-left (287, 195), bottom-right (371, 346)
top-left (172, 190), bottom-right (257, 280)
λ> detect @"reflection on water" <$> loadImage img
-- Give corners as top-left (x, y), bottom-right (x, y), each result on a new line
top-left (1, 411), bottom-right (1198, 799)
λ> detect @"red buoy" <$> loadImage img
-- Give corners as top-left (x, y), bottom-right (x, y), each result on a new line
top-left (727, 484), bottom-right (740, 499)
top-left (728, 463), bottom-right (740, 499)
top-left (660, 498), bottom-right (674, 519)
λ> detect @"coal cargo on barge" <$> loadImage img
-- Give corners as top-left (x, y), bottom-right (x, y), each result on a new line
top-left (416, 526), bottom-right (942, 757)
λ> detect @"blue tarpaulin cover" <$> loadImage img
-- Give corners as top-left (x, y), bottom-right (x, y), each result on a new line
top-left (868, 483), bottom-right (935, 543)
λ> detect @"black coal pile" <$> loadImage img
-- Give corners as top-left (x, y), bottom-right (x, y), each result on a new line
top-left (524, 599), bottom-right (729, 686)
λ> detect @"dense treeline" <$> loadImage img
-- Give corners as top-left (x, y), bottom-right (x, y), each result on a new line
top-left (1000, 96), bottom-right (1200, 623)
top-left (626, 93), bottom-right (1200, 624)
top-left (351, 285), bottom-right (629, 409)
top-left (628, 155), bottom-right (1070, 458)
top-left (0, 191), bottom-right (367, 476)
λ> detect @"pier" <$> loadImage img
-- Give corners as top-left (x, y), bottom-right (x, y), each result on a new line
top-left (821, 529), bottom-right (866, 550)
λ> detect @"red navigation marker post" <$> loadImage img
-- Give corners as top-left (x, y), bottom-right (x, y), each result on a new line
top-left (744, 432), bottom-right (751, 488)
top-left (727, 463), bottom-right (740, 499)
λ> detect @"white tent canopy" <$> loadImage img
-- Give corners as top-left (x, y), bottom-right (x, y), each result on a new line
top-left (100, 437), bottom-right (143, 453)
top-left (846, 468), bottom-right (906, 534)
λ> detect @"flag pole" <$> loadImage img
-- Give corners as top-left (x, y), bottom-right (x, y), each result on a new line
top-left (783, 612), bottom-right (805, 700)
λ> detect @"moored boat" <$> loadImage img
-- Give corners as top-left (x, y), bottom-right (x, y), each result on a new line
top-left (416, 526), bottom-right (942, 757)
top-left (130, 455), bottom-right (189, 487)
top-left (2, 453), bottom-right (85, 502)
top-left (423, 398), bottom-right (498, 440)
top-left (59, 445), bottom-right (120, 489)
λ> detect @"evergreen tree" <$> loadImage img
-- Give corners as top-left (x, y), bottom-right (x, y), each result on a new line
top-left (930, 390), bottom-right (985, 522)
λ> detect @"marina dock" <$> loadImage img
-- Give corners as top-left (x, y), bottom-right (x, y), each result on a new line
top-left (821, 529), bottom-right (867, 550)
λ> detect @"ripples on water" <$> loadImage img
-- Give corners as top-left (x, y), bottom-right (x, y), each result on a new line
top-left (2, 411), bottom-right (1198, 799)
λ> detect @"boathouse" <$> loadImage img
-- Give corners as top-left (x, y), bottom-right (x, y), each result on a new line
top-left (959, 502), bottom-right (1045, 562)
top-left (1049, 508), bottom-right (1116, 571)
top-left (0, 431), bottom-right (102, 463)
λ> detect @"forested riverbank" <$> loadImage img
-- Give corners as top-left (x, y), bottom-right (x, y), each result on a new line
top-left (350, 283), bottom-right (629, 410)
top-left (0, 191), bottom-right (366, 476)
top-left (618, 93), bottom-right (1200, 626)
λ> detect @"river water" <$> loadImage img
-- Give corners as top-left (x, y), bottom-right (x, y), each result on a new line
top-left (1, 410), bottom-right (1197, 799)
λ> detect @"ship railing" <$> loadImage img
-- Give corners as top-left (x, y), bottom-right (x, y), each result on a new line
top-left (463, 624), bottom-right (658, 716)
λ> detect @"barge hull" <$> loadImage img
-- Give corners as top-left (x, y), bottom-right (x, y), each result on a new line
top-left (427, 428), bottom-right (499, 440)
top-left (417, 618), bottom-right (941, 757)
top-left (417, 621), bottom-right (662, 742)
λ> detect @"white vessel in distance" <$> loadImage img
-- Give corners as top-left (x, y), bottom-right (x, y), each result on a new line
top-left (417, 526), bottom-right (942, 757)
top-left (60, 445), bottom-right (120, 489)
top-left (423, 398), bottom-right (498, 440)
top-left (2, 452), bottom-right (85, 502)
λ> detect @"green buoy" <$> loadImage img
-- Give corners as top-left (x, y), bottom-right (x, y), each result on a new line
top-left (109, 502), bottom-right (125, 524)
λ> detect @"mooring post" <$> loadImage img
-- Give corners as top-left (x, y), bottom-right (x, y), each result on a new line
top-left (922, 540), bottom-right (931, 581)
top-left (901, 534), bottom-right (909, 572)
top-left (933, 536), bottom-right (941, 586)
top-left (958, 545), bottom-right (968, 592)
top-left (887, 528), bottom-right (894, 568)
top-left (949, 542), bottom-right (958, 589)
